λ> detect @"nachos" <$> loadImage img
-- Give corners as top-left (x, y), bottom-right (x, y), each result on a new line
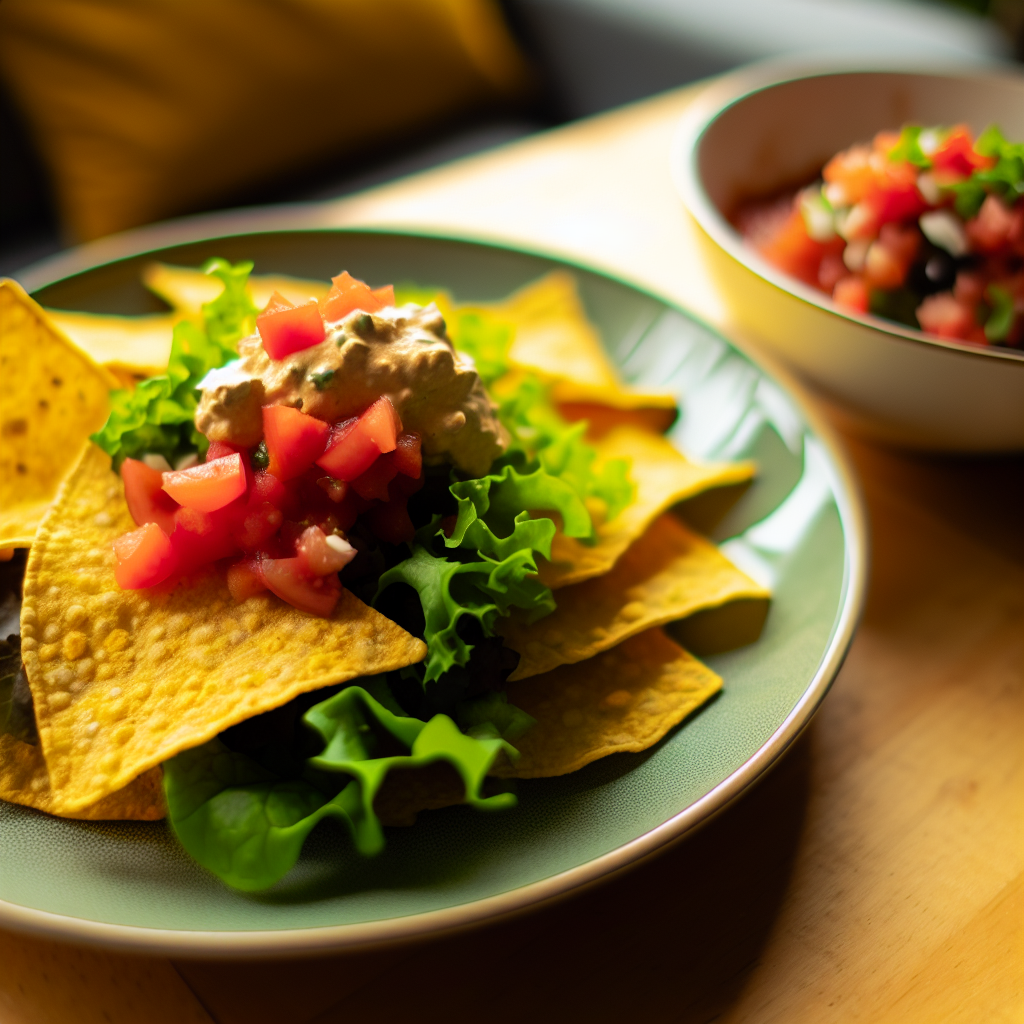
top-left (1, 260), bottom-right (767, 891)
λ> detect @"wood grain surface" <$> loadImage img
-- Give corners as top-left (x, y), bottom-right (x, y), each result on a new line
top-left (2, 84), bottom-right (1021, 1024)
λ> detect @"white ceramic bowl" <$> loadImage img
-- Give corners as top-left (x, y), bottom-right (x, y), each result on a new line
top-left (672, 63), bottom-right (1024, 452)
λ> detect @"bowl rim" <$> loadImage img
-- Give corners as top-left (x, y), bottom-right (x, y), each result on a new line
top-left (0, 223), bottom-right (868, 959)
top-left (671, 59), bottom-right (1024, 365)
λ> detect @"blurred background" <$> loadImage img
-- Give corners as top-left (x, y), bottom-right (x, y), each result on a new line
top-left (1, 0), bottom-right (1021, 277)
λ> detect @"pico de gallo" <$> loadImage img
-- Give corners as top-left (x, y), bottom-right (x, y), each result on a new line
top-left (734, 124), bottom-right (1024, 347)
top-left (107, 270), bottom-right (502, 621)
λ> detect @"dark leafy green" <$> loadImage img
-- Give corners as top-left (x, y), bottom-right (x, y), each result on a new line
top-left (90, 259), bottom-right (256, 469)
top-left (163, 683), bottom-right (516, 891)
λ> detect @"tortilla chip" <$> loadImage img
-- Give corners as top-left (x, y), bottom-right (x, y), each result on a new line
top-left (20, 444), bottom-right (427, 814)
top-left (494, 272), bottom-right (677, 420)
top-left (0, 279), bottom-right (116, 549)
top-left (501, 513), bottom-right (769, 680)
top-left (539, 426), bottom-right (755, 589)
top-left (46, 309), bottom-right (177, 379)
top-left (0, 734), bottom-right (165, 820)
top-left (493, 629), bottom-right (720, 778)
top-left (143, 262), bottom-right (329, 315)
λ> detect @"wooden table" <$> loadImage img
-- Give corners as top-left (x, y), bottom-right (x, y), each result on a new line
top-left (2, 86), bottom-right (1021, 1024)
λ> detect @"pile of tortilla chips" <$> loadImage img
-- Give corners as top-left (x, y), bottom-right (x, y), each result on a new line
top-left (1, 266), bottom-right (769, 841)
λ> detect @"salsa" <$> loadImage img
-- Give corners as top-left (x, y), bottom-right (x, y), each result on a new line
top-left (734, 124), bottom-right (1024, 347)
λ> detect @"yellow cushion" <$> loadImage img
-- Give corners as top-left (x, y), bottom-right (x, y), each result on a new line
top-left (0, 0), bottom-right (530, 241)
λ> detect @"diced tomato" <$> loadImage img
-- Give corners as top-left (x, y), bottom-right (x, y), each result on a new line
top-left (169, 506), bottom-right (239, 569)
top-left (833, 276), bottom-right (870, 314)
top-left (113, 522), bottom-right (178, 590)
top-left (250, 469), bottom-right (291, 510)
top-left (360, 395), bottom-right (402, 449)
top-left (319, 272), bottom-right (391, 322)
top-left (227, 558), bottom-right (267, 603)
top-left (237, 501), bottom-right (284, 551)
top-left (391, 431), bottom-right (422, 477)
top-left (296, 525), bottom-right (356, 576)
top-left (316, 397), bottom-right (401, 481)
top-left (823, 144), bottom-right (875, 207)
top-left (162, 453), bottom-right (247, 512)
top-left (966, 195), bottom-right (1018, 254)
top-left (389, 469), bottom-right (424, 500)
top-left (931, 126), bottom-right (995, 177)
top-left (121, 458), bottom-right (179, 534)
top-left (367, 489), bottom-right (416, 546)
top-left (916, 292), bottom-right (978, 340)
top-left (758, 208), bottom-right (842, 287)
top-left (351, 454), bottom-right (398, 501)
top-left (262, 405), bottom-right (330, 480)
top-left (260, 556), bottom-right (341, 617)
top-left (205, 440), bottom-right (239, 462)
top-left (257, 291), bottom-right (326, 359)
top-left (865, 183), bottom-right (927, 228)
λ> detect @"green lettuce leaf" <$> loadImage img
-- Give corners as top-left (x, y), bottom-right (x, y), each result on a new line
top-left (376, 537), bottom-right (554, 682)
top-left (90, 259), bottom-right (256, 469)
top-left (163, 684), bottom-right (515, 891)
top-left (492, 375), bottom-right (634, 521)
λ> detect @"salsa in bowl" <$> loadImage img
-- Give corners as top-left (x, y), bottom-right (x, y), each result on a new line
top-left (673, 64), bottom-right (1024, 452)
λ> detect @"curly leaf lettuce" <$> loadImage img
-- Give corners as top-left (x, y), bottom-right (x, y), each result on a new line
top-left (90, 259), bottom-right (256, 468)
top-left (377, 537), bottom-right (554, 682)
top-left (163, 684), bottom-right (516, 891)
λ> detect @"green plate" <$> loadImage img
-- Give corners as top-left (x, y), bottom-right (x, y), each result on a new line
top-left (1, 229), bottom-right (866, 956)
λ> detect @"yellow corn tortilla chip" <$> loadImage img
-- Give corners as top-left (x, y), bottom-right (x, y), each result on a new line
top-left (143, 262), bottom-right (329, 315)
top-left (493, 629), bottom-right (721, 779)
top-left (46, 309), bottom-right (177, 380)
top-left (0, 502), bottom-right (52, 552)
top-left (539, 425), bottom-right (755, 590)
top-left (0, 279), bottom-right (116, 549)
top-left (493, 272), bottom-right (677, 421)
top-left (0, 734), bottom-right (165, 820)
top-left (20, 444), bottom-right (427, 814)
top-left (501, 513), bottom-right (769, 680)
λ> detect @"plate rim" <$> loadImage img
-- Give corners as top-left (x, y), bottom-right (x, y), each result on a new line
top-left (1, 223), bottom-right (868, 957)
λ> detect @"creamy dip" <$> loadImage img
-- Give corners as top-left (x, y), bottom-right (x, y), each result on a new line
top-left (195, 303), bottom-right (508, 477)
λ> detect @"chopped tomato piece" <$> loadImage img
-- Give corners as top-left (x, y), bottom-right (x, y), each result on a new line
top-left (916, 292), bottom-right (977, 340)
top-left (205, 440), bottom-right (240, 462)
top-left (368, 488), bottom-right (416, 546)
top-left (262, 405), bottom-right (330, 480)
top-left (865, 183), bottom-right (926, 227)
top-left (296, 526), bottom-right (356, 575)
top-left (162, 453), bottom-right (247, 512)
top-left (351, 454), bottom-right (398, 501)
top-left (758, 209), bottom-right (840, 287)
top-left (227, 558), bottom-right (267, 603)
top-left (121, 458), bottom-right (178, 534)
top-left (237, 502), bottom-right (284, 552)
top-left (113, 523), bottom-right (178, 590)
top-left (260, 556), bottom-right (341, 617)
top-left (319, 272), bottom-right (390, 322)
top-left (966, 195), bottom-right (1017, 254)
top-left (257, 291), bottom-right (326, 359)
top-left (833, 276), bottom-right (870, 314)
top-left (931, 126), bottom-right (995, 177)
top-left (169, 506), bottom-right (239, 569)
top-left (250, 469), bottom-right (291, 509)
top-left (316, 397), bottom-right (401, 481)
top-left (391, 431), bottom-right (422, 477)
top-left (360, 396), bottom-right (402, 449)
